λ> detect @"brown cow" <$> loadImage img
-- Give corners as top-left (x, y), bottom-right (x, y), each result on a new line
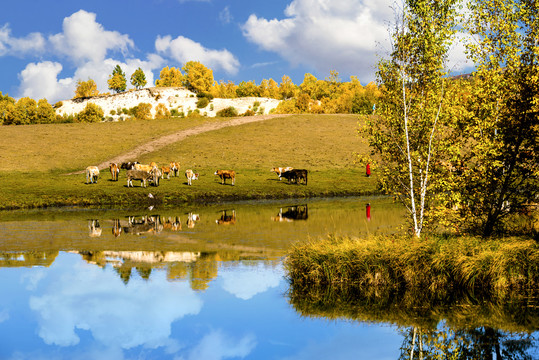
top-left (280, 169), bottom-right (308, 185)
top-left (126, 169), bottom-right (153, 187)
top-left (109, 163), bottom-right (120, 181)
top-left (161, 166), bottom-right (171, 179)
top-left (214, 170), bottom-right (235, 185)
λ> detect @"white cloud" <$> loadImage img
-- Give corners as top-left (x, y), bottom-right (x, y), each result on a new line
top-left (220, 263), bottom-right (282, 300)
top-left (17, 55), bottom-right (163, 103)
top-left (187, 330), bottom-right (256, 360)
top-left (155, 35), bottom-right (240, 75)
top-left (18, 61), bottom-right (74, 102)
top-left (0, 24), bottom-right (46, 57)
top-left (29, 263), bottom-right (202, 349)
top-left (49, 10), bottom-right (134, 64)
top-left (242, 0), bottom-right (393, 80)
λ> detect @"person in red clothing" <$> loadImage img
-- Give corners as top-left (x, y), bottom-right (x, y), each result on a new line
top-left (366, 163), bottom-right (371, 177)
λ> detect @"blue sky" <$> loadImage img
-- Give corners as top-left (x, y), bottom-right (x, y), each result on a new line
top-left (0, 0), bottom-right (469, 103)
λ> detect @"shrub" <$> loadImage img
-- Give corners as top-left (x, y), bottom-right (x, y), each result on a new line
top-left (110, 110), bottom-right (116, 115)
top-left (242, 109), bottom-right (255, 117)
top-left (209, 104), bottom-right (214, 111)
top-left (155, 103), bottom-right (170, 119)
top-left (76, 103), bottom-right (104, 123)
top-left (196, 91), bottom-right (214, 100)
top-left (187, 109), bottom-right (202, 118)
top-left (196, 97), bottom-right (210, 109)
top-left (216, 106), bottom-right (238, 117)
top-left (53, 101), bottom-right (63, 109)
top-left (129, 103), bottom-right (152, 120)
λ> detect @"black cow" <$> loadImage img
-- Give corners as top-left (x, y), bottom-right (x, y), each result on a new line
top-left (280, 169), bottom-right (308, 185)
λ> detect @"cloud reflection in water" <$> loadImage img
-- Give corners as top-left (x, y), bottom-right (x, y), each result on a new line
top-left (28, 255), bottom-right (202, 349)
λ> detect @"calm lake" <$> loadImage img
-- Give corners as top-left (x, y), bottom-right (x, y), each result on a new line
top-left (0, 197), bottom-right (537, 359)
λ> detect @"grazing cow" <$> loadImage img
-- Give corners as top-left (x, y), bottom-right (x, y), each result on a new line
top-left (126, 169), bottom-right (153, 187)
top-left (121, 161), bottom-right (139, 170)
top-left (134, 163), bottom-right (153, 172)
top-left (214, 170), bottom-right (235, 185)
top-left (150, 167), bottom-right (161, 186)
top-left (161, 166), bottom-right (171, 179)
top-left (170, 162), bottom-right (180, 177)
top-left (109, 163), bottom-right (120, 181)
top-left (85, 166), bottom-right (100, 184)
top-left (185, 169), bottom-right (199, 185)
top-left (216, 210), bottom-right (236, 225)
top-left (280, 169), bottom-right (308, 185)
top-left (271, 167), bottom-right (294, 180)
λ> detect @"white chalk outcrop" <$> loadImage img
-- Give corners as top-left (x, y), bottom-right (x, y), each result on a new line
top-left (55, 87), bottom-right (281, 120)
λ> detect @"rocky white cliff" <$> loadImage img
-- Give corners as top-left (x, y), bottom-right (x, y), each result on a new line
top-left (55, 87), bottom-right (281, 120)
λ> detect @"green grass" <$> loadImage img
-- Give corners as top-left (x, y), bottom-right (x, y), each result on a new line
top-left (0, 114), bottom-right (376, 209)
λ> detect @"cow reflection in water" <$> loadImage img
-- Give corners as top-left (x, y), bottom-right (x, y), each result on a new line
top-left (163, 216), bottom-right (182, 231)
top-left (88, 220), bottom-right (102, 237)
top-left (272, 205), bottom-right (308, 222)
top-left (187, 213), bottom-right (200, 228)
top-left (216, 210), bottom-right (236, 225)
top-left (123, 215), bottom-right (164, 235)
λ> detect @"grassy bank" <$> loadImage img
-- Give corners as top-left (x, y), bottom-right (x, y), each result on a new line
top-left (285, 235), bottom-right (539, 293)
top-left (0, 114), bottom-right (377, 209)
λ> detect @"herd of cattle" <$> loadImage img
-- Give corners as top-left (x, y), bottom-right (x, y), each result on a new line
top-left (84, 163), bottom-right (308, 187)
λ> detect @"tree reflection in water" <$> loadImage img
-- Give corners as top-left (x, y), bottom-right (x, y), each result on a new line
top-left (288, 285), bottom-right (538, 359)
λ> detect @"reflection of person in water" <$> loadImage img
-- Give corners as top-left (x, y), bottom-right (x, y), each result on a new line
top-left (366, 204), bottom-right (371, 221)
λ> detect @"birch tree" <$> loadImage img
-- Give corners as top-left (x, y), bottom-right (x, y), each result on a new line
top-left (363, 0), bottom-right (459, 238)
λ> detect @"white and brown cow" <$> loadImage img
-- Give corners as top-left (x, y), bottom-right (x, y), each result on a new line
top-left (134, 163), bottom-right (153, 172)
top-left (185, 169), bottom-right (199, 185)
top-left (214, 170), bottom-right (235, 185)
top-left (85, 166), bottom-right (100, 184)
top-left (109, 163), bottom-right (120, 181)
top-left (170, 162), bottom-right (180, 177)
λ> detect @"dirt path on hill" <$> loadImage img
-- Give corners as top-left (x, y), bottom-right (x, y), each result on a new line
top-left (68, 114), bottom-right (289, 175)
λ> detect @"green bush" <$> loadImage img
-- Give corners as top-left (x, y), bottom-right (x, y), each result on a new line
top-left (196, 97), bottom-right (210, 109)
top-left (216, 106), bottom-right (238, 117)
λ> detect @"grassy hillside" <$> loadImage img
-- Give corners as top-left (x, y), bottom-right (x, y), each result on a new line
top-left (0, 114), bottom-right (378, 209)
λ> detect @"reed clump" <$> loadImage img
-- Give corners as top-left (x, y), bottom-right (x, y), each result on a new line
top-left (284, 235), bottom-right (539, 293)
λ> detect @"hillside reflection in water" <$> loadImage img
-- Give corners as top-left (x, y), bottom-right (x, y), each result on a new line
top-left (0, 197), bottom-right (536, 359)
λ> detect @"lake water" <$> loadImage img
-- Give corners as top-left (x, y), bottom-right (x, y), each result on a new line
top-left (0, 197), bottom-right (537, 359)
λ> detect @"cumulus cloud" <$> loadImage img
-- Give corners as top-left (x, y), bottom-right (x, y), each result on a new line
top-left (220, 263), bottom-right (283, 300)
top-left (49, 10), bottom-right (134, 64)
top-left (155, 35), bottom-right (240, 75)
top-left (242, 0), bottom-right (393, 80)
top-left (17, 55), bottom-right (164, 103)
top-left (0, 24), bottom-right (46, 57)
top-left (29, 263), bottom-right (202, 349)
top-left (18, 61), bottom-right (74, 102)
